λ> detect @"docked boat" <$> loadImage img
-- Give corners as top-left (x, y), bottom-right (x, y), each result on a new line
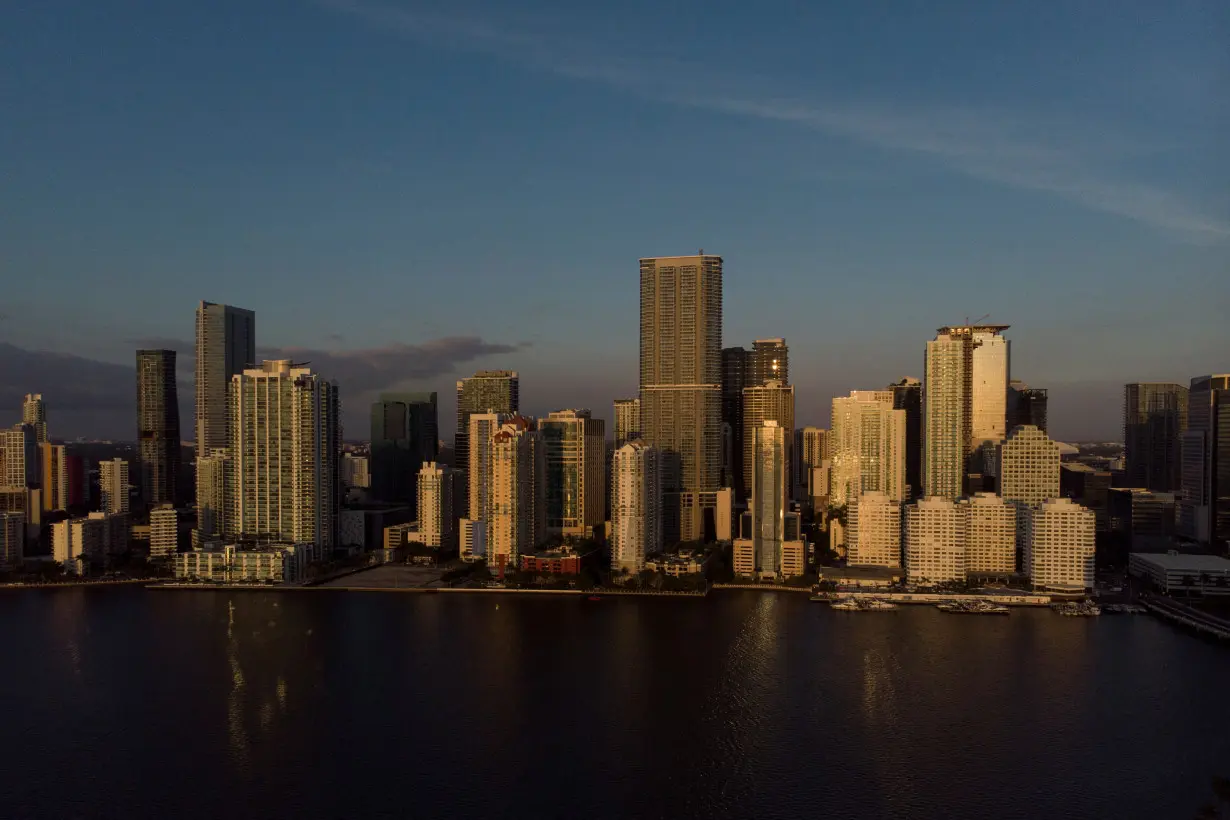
top-left (938, 599), bottom-right (1010, 615)
top-left (1052, 601), bottom-right (1101, 617)
top-left (830, 598), bottom-right (862, 611)
top-left (862, 598), bottom-right (898, 611)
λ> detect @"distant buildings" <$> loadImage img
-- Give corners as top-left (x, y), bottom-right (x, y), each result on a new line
top-left (99, 458), bottom-right (130, 515)
top-left (847, 491), bottom-right (901, 568)
top-left (231, 360), bottom-right (339, 551)
top-left (149, 504), bottom-right (180, 559)
top-left (416, 461), bottom-right (458, 552)
top-left (998, 425), bottom-right (1061, 547)
top-left (888, 378), bottom-right (922, 499)
top-left (194, 302), bottom-right (255, 522)
top-left (742, 380), bottom-right (794, 500)
top-left (0, 512), bottom-right (22, 566)
top-left (487, 417), bottom-right (545, 574)
top-left (22, 394), bottom-right (47, 444)
top-left (639, 254), bottom-right (723, 543)
top-left (342, 453), bottom-right (371, 489)
top-left (1008, 381), bottom-right (1048, 433)
top-left (1108, 488), bottom-right (1177, 552)
top-left (1123, 382), bottom-right (1188, 492)
top-left (904, 496), bottom-right (966, 584)
top-left (0, 424), bottom-right (37, 488)
top-left (461, 411), bottom-right (511, 560)
top-left (52, 512), bottom-right (129, 574)
top-left (455, 372), bottom-right (519, 513)
top-left (831, 390), bottom-right (906, 508)
top-left (136, 349), bottom-right (181, 507)
top-left (369, 392), bottom-right (437, 509)
top-left (613, 398), bottom-right (640, 449)
top-left (750, 338), bottom-right (788, 386)
top-left (1025, 498), bottom-right (1095, 591)
top-left (40, 443), bottom-right (70, 512)
top-left (195, 448), bottom-right (230, 541)
top-left (1180, 375), bottom-right (1230, 547)
top-left (796, 426), bottom-right (829, 505)
top-left (720, 346), bottom-right (751, 494)
top-left (540, 409), bottom-right (605, 540)
top-left (611, 440), bottom-right (662, 574)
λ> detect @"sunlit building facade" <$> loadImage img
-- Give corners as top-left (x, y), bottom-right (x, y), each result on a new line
top-left (99, 458), bottom-right (130, 515)
top-left (847, 491), bottom-right (901, 568)
top-left (611, 440), bottom-right (662, 573)
top-left (742, 381), bottom-right (794, 501)
top-left (904, 496), bottom-right (967, 584)
top-left (613, 398), bottom-right (641, 450)
top-left (831, 391), bottom-right (906, 507)
top-left (965, 492), bottom-right (1017, 575)
top-left (22, 394), bottom-right (47, 445)
top-left (488, 417), bottom-right (545, 573)
top-left (1025, 498), bottom-right (1095, 591)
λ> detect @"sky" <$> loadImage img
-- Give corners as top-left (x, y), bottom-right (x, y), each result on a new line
top-left (1, 0), bottom-right (1228, 442)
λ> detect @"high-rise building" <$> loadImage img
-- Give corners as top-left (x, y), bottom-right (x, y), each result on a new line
top-left (888, 378), bottom-right (922, 499)
top-left (965, 492), bottom-right (1017, 575)
top-left (998, 425), bottom-right (1061, 550)
top-left (99, 458), bottom-right (130, 515)
top-left (39, 443), bottom-right (69, 512)
top-left (466, 411), bottom-right (510, 523)
top-left (741, 380), bottom-right (794, 500)
top-left (455, 372), bottom-right (519, 512)
top-left (1123, 383), bottom-right (1188, 493)
top-left (613, 398), bottom-right (641, 449)
top-left (639, 254), bottom-right (722, 543)
top-left (136, 349), bottom-right (181, 507)
top-left (487, 417), bottom-right (545, 574)
top-left (369, 392), bottom-right (438, 510)
top-left (1008, 381), bottom-right (1048, 433)
top-left (611, 440), bottom-right (662, 573)
top-left (1025, 498), bottom-right (1095, 591)
top-left (22, 394), bottom-right (47, 444)
top-left (149, 504), bottom-right (180, 559)
top-left (830, 391), bottom-right (906, 507)
top-left (750, 338), bottom-right (788, 387)
top-left (796, 426), bottom-right (829, 504)
top-left (416, 462), bottom-right (457, 552)
top-left (0, 424), bottom-right (37, 489)
top-left (749, 421), bottom-right (788, 577)
top-left (540, 410), bottom-right (605, 539)
top-left (230, 361), bottom-right (340, 551)
top-left (0, 512), bottom-right (23, 566)
top-left (720, 347), bottom-right (751, 493)
top-left (924, 325), bottom-right (1009, 499)
top-left (341, 454), bottom-right (371, 489)
top-left (904, 496), bottom-right (967, 584)
top-left (52, 516), bottom-right (105, 573)
top-left (847, 491), bottom-right (901, 568)
top-left (195, 448), bottom-right (230, 539)
top-left (194, 301), bottom-right (255, 461)
top-left (1180, 375), bottom-right (1230, 546)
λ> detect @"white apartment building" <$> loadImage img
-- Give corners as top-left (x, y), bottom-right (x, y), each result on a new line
top-left (99, 458), bottom-right (130, 515)
top-left (613, 398), bottom-right (641, 449)
top-left (611, 440), bottom-right (662, 573)
top-left (417, 461), bottom-right (456, 551)
top-left (0, 512), bottom-right (23, 566)
top-left (52, 515), bottom-right (106, 573)
top-left (904, 496), bottom-right (967, 584)
top-left (1025, 498), bottom-right (1096, 591)
top-left (467, 411), bottom-right (510, 529)
top-left (487, 418), bottom-right (545, 573)
top-left (965, 492), bottom-right (1017, 575)
top-left (174, 543), bottom-right (308, 584)
top-left (847, 491), bottom-right (901, 568)
top-left (970, 328), bottom-right (1010, 449)
top-left (231, 361), bottom-right (340, 549)
top-left (150, 504), bottom-right (179, 559)
top-left (999, 424), bottom-right (1061, 548)
top-left (831, 391), bottom-right (906, 506)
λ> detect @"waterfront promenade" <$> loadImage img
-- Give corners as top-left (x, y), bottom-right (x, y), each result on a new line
top-left (1142, 595), bottom-right (1230, 640)
top-left (811, 590), bottom-right (1054, 606)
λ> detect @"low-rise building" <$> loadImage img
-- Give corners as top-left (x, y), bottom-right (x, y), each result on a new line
top-left (1128, 552), bottom-right (1230, 596)
top-left (1025, 498), bottom-right (1096, 592)
top-left (644, 553), bottom-right (709, 577)
top-left (519, 546), bottom-right (593, 576)
top-left (174, 543), bottom-right (310, 584)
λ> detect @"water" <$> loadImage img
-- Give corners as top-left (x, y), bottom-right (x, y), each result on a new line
top-left (2, 588), bottom-right (1227, 819)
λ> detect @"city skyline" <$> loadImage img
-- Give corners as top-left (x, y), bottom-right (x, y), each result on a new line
top-left (1, 3), bottom-right (1225, 443)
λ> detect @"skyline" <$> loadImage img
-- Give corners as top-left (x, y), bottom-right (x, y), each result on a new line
top-left (2, 1), bottom-right (1227, 440)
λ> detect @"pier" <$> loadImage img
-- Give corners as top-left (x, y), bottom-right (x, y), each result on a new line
top-left (1141, 596), bottom-right (1230, 640)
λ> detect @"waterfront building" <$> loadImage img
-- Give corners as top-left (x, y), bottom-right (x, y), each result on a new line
top-left (459, 518), bottom-right (484, 562)
top-left (644, 553), bottom-right (708, 576)
top-left (487, 417), bottom-right (545, 574)
top-left (964, 492), bottom-right (1017, 575)
top-left (455, 372), bottom-right (519, 513)
top-left (1024, 498), bottom-right (1095, 591)
top-left (520, 545), bottom-right (592, 576)
top-left (369, 392), bottom-right (437, 510)
top-left (1128, 553), bottom-right (1230, 596)
top-left (174, 543), bottom-right (309, 584)
top-left (847, 491), bottom-right (901, 568)
top-left (195, 448), bottom-right (230, 540)
top-left (149, 504), bottom-right (180, 559)
top-left (22, 394), bottom-right (47, 444)
top-left (466, 411), bottom-right (511, 553)
top-left (750, 421), bottom-right (789, 577)
top-left (416, 462), bottom-right (457, 552)
top-left (998, 425), bottom-right (1061, 548)
top-left (230, 360), bottom-right (340, 553)
top-left (52, 515), bottom-right (105, 573)
top-left (742, 381), bottom-right (794, 500)
top-left (39, 443), bottom-right (69, 512)
top-left (99, 458), bottom-right (130, 515)
top-left (888, 378), bottom-right (922, 499)
top-left (639, 254), bottom-right (722, 543)
top-left (1008, 381), bottom-right (1049, 434)
top-left (0, 512), bottom-right (22, 566)
top-left (540, 410), bottom-right (605, 539)
top-left (0, 424), bottom-right (37, 489)
top-left (720, 346), bottom-right (751, 494)
top-left (830, 391), bottom-right (906, 508)
top-left (1180, 375), bottom-right (1230, 546)
top-left (136, 349), bottom-right (181, 507)
top-left (614, 398), bottom-right (640, 449)
top-left (750, 338), bottom-right (788, 387)
top-left (611, 441), bottom-right (663, 574)
top-left (195, 302), bottom-right (255, 522)
top-left (904, 496), bottom-right (967, 584)
top-left (1123, 382), bottom-right (1188, 493)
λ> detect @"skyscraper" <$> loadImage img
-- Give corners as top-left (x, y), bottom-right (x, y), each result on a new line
top-left (369, 392), bottom-right (438, 510)
top-left (540, 409), bottom-right (605, 539)
top-left (797, 426), bottom-right (829, 504)
top-left (750, 338), bottom-right (789, 386)
top-left (741, 380), bottom-right (794, 500)
top-left (1025, 498), bottom-right (1095, 591)
top-left (847, 491), bottom-right (901, 568)
top-left (639, 254), bottom-right (722, 542)
top-left (22, 394), bottom-right (46, 444)
top-left (0, 424), bottom-right (37, 489)
top-left (136, 349), bottom-right (181, 507)
top-left (830, 391), bottom-right (906, 507)
top-left (998, 424), bottom-right (1061, 552)
top-left (1180, 375), bottom-right (1230, 546)
top-left (720, 347), bottom-right (751, 494)
top-left (611, 440), bottom-right (662, 573)
top-left (150, 505), bottom-right (180, 559)
top-left (99, 458), bottom-right (130, 515)
top-left (888, 378), bottom-right (922, 499)
top-left (488, 417), bottom-right (545, 573)
top-left (750, 420), bottom-right (788, 577)
top-left (1008, 381), bottom-right (1049, 433)
top-left (0, 512), bottom-right (22, 566)
top-left (39, 443), bottom-right (69, 512)
top-left (416, 462), bottom-right (458, 552)
top-left (194, 301), bottom-right (255, 457)
top-left (463, 411), bottom-right (511, 559)
top-left (904, 496), bottom-right (967, 584)
top-left (1123, 383), bottom-right (1188, 493)
top-left (613, 398), bottom-right (640, 449)
top-left (455, 371), bottom-right (519, 512)
top-left (924, 324), bottom-right (1009, 499)
top-left (965, 492), bottom-right (1017, 575)
top-left (230, 361), bottom-right (340, 552)
top-left (195, 448), bottom-right (230, 540)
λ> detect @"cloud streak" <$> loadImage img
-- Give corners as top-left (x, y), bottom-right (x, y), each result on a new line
top-left (320, 0), bottom-right (1228, 242)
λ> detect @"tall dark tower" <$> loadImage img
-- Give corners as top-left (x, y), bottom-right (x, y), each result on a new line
top-left (888, 377), bottom-right (922, 500)
top-left (136, 349), bottom-right (181, 506)
top-left (370, 393), bottom-right (439, 514)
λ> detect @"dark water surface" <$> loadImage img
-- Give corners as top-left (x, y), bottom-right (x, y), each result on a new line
top-left (2, 588), bottom-right (1227, 819)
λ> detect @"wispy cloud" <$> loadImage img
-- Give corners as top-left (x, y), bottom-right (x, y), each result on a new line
top-left (319, 0), bottom-right (1228, 242)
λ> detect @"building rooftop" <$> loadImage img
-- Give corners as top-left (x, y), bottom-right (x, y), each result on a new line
top-left (1132, 553), bottom-right (1230, 572)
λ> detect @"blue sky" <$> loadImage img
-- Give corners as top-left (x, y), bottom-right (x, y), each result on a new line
top-left (2, 0), bottom-right (1227, 440)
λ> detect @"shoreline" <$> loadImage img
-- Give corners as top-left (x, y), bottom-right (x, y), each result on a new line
top-left (0, 578), bottom-right (155, 592)
top-left (147, 582), bottom-right (708, 598)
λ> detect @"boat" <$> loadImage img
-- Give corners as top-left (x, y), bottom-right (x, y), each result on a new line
top-left (1052, 601), bottom-right (1101, 617)
top-left (862, 598), bottom-right (898, 611)
top-left (830, 598), bottom-right (862, 611)
top-left (586, 595), bottom-right (602, 602)
top-left (938, 599), bottom-right (1010, 615)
